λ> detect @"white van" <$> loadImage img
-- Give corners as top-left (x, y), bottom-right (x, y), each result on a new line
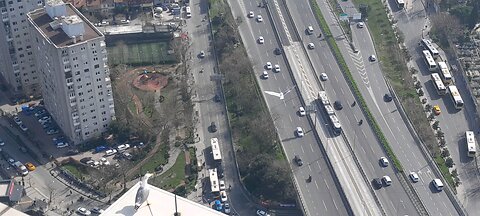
top-left (432, 179), bottom-right (444, 191)
top-left (307, 26), bottom-right (314, 35)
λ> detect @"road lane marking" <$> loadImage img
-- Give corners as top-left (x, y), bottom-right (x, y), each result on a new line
top-left (323, 200), bottom-right (328, 212)
top-left (310, 143), bottom-right (315, 153)
top-left (315, 180), bottom-right (319, 189)
top-left (324, 178), bottom-right (329, 190)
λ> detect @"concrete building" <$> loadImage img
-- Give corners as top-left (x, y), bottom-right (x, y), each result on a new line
top-left (0, 0), bottom-right (43, 98)
top-left (27, 0), bottom-right (115, 144)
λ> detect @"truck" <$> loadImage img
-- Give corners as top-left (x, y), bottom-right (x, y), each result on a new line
top-left (13, 161), bottom-right (29, 176)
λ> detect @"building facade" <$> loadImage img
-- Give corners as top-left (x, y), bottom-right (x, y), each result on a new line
top-left (27, 0), bottom-right (115, 144)
top-left (0, 0), bottom-right (43, 97)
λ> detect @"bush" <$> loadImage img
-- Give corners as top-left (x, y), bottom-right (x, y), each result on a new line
top-left (441, 148), bottom-right (450, 158)
top-left (445, 157), bottom-right (454, 168)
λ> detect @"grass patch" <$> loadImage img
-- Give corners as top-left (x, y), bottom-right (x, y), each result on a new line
top-left (63, 163), bottom-right (87, 179)
top-left (107, 42), bottom-right (174, 66)
top-left (434, 156), bottom-right (455, 187)
top-left (151, 152), bottom-right (186, 190)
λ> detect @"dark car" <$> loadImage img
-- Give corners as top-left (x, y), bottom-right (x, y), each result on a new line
top-left (217, 165), bottom-right (224, 178)
top-left (274, 47), bottom-right (282, 55)
top-left (80, 157), bottom-right (92, 164)
top-left (384, 93), bottom-right (393, 102)
top-left (372, 178), bottom-right (383, 189)
top-left (66, 149), bottom-right (79, 156)
top-left (294, 155), bottom-right (303, 166)
top-left (334, 100), bottom-right (343, 110)
top-left (210, 122), bottom-right (217, 133)
top-left (214, 94), bottom-right (221, 102)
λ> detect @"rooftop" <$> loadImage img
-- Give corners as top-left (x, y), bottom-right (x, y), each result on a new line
top-left (28, 3), bottom-right (101, 47)
top-left (101, 181), bottom-right (225, 216)
top-left (0, 202), bottom-right (29, 216)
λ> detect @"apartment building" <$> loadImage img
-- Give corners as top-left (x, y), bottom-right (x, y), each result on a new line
top-left (0, 0), bottom-right (43, 97)
top-left (27, 0), bottom-right (115, 144)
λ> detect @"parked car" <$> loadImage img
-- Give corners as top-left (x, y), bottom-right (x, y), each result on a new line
top-left (256, 209), bottom-right (271, 216)
top-left (77, 207), bottom-right (91, 215)
top-left (25, 162), bottom-right (36, 171)
top-left (34, 110), bottom-right (46, 117)
top-left (56, 142), bottom-right (69, 148)
top-left (46, 128), bottom-right (59, 135)
top-left (95, 146), bottom-right (108, 153)
top-left (19, 124), bottom-right (28, 132)
top-left (220, 191), bottom-right (228, 202)
top-left (0, 138), bottom-right (4, 146)
top-left (122, 152), bottom-right (133, 160)
top-left (100, 157), bottom-right (110, 165)
top-left (38, 116), bottom-right (51, 123)
top-left (90, 207), bottom-right (104, 214)
top-left (105, 149), bottom-right (118, 156)
top-left (116, 144), bottom-right (130, 151)
top-left (224, 202), bottom-right (231, 214)
top-left (13, 116), bottom-right (22, 125)
top-left (219, 180), bottom-right (226, 191)
top-left (66, 149), bottom-right (79, 156)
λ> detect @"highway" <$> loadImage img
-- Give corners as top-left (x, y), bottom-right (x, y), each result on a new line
top-left (392, 0), bottom-right (480, 214)
top-left (321, 0), bottom-right (461, 214)
top-left (227, 0), bottom-right (352, 215)
top-left (278, 0), bottom-right (420, 215)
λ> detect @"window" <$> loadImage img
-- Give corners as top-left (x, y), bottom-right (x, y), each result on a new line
top-left (94, 64), bottom-right (99, 69)
top-left (84, 69), bottom-right (89, 73)
top-left (98, 92), bottom-right (103, 96)
top-left (97, 85), bottom-right (102, 89)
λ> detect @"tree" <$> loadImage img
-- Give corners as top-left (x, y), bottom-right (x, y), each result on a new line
top-left (430, 13), bottom-right (464, 44)
top-left (445, 157), bottom-right (454, 168)
top-left (441, 148), bottom-right (450, 158)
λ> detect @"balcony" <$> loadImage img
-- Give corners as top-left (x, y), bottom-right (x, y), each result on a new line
top-left (70, 101), bottom-right (77, 107)
top-left (72, 115), bottom-right (79, 120)
top-left (109, 104), bottom-right (114, 109)
top-left (66, 81), bottom-right (74, 86)
top-left (100, 41), bottom-right (106, 47)
top-left (73, 121), bottom-right (80, 126)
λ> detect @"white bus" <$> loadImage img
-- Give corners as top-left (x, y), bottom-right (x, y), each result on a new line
top-left (396, 0), bottom-right (405, 8)
top-left (448, 85), bottom-right (464, 110)
top-left (185, 6), bottom-right (192, 18)
top-left (421, 39), bottom-right (440, 58)
top-left (209, 168), bottom-right (220, 193)
top-left (437, 61), bottom-right (453, 84)
top-left (466, 131), bottom-right (476, 158)
top-left (318, 91), bottom-right (330, 105)
top-left (431, 73), bottom-right (447, 95)
top-left (422, 50), bottom-right (437, 72)
top-left (211, 138), bottom-right (222, 161)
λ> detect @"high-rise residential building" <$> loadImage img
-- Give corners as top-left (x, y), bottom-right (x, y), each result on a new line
top-left (27, 0), bottom-right (115, 144)
top-left (0, 0), bottom-right (43, 97)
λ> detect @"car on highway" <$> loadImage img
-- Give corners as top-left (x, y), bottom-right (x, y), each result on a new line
top-left (308, 43), bottom-right (315, 49)
top-left (274, 64), bottom-right (280, 72)
top-left (256, 209), bottom-right (271, 216)
top-left (219, 180), bottom-right (226, 191)
top-left (384, 93), bottom-right (393, 102)
top-left (299, 107), bottom-right (306, 116)
top-left (265, 62), bottom-right (272, 70)
top-left (432, 178), bottom-right (444, 191)
top-left (258, 36), bottom-right (264, 44)
top-left (262, 71), bottom-right (269, 79)
top-left (13, 116), bottom-right (22, 125)
top-left (199, 50), bottom-right (205, 58)
top-left (369, 55), bottom-right (377, 62)
top-left (334, 100), bottom-right (343, 110)
top-left (320, 73), bottom-right (328, 81)
top-left (248, 11), bottom-right (254, 18)
top-left (220, 190), bottom-right (228, 202)
top-left (379, 157), bottom-right (389, 167)
top-left (256, 15), bottom-right (263, 22)
top-left (19, 124), bottom-right (28, 132)
top-left (306, 26), bottom-right (314, 35)
top-left (0, 138), bottom-right (4, 146)
top-left (382, 176), bottom-right (392, 186)
top-left (77, 207), bottom-right (92, 215)
top-left (433, 105), bottom-right (441, 115)
top-left (409, 172), bottom-right (419, 183)
top-left (294, 155), bottom-right (303, 166)
top-left (274, 47), bottom-right (282, 55)
top-left (372, 178), bottom-right (383, 189)
top-left (357, 22), bottom-right (365, 28)
top-left (224, 202), bottom-right (231, 214)
top-left (210, 122), bottom-right (217, 132)
top-left (296, 127), bottom-right (304, 137)
top-left (25, 162), bottom-right (36, 171)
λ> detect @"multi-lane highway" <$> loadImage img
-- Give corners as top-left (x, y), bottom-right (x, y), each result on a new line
top-left (228, 0), bottom-right (353, 215)
top-left (392, 0), bottom-right (480, 214)
top-left (278, 0), bottom-right (421, 215)
top-left (322, 0), bottom-right (460, 214)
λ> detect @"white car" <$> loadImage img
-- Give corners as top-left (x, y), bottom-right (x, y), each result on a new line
top-left (296, 127), bottom-right (304, 137)
top-left (409, 172), bottom-right (419, 183)
top-left (56, 142), bottom-right (69, 148)
top-left (256, 209), bottom-right (271, 216)
top-left (299, 107), bottom-right (306, 116)
top-left (116, 144), bottom-right (130, 151)
top-left (320, 73), bottom-right (328, 81)
top-left (0, 138), bottom-right (4, 146)
top-left (219, 180), bottom-right (226, 191)
top-left (265, 62), bottom-right (272, 70)
top-left (357, 22), bottom-right (365, 28)
top-left (38, 116), bottom-right (51, 123)
top-left (220, 190), bottom-right (228, 202)
top-left (379, 157), bottom-right (389, 167)
top-left (248, 11), bottom-right (254, 18)
top-left (262, 71), bottom-right (269, 79)
top-left (13, 116), bottom-right (22, 125)
top-left (77, 207), bottom-right (91, 215)
top-left (382, 175), bottom-right (392, 186)
top-left (105, 149), bottom-right (118, 156)
top-left (369, 55), bottom-right (377, 62)
top-left (100, 157), bottom-right (110, 165)
top-left (258, 36), bottom-right (264, 44)
top-left (308, 43), bottom-right (315, 49)
top-left (19, 124), bottom-right (28, 132)
top-left (274, 64), bottom-right (280, 72)
top-left (257, 15), bottom-right (263, 22)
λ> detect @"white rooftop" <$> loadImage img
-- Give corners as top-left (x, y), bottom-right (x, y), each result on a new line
top-left (101, 182), bottom-right (225, 216)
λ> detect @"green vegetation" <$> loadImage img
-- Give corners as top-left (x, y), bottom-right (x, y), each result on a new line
top-left (63, 163), bottom-right (87, 179)
top-left (107, 42), bottom-right (174, 66)
top-left (434, 156), bottom-right (455, 187)
top-left (208, 0), bottom-right (295, 203)
top-left (151, 152), bottom-right (186, 190)
top-left (309, 0), bottom-right (403, 171)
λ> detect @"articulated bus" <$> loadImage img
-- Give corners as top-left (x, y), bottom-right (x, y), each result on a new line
top-left (431, 73), bottom-right (447, 95)
top-left (422, 50), bottom-right (437, 72)
top-left (437, 61), bottom-right (453, 84)
top-left (448, 85), bottom-right (464, 110)
top-left (209, 168), bottom-right (220, 193)
top-left (185, 6), bottom-right (192, 18)
top-left (396, 0), bottom-right (405, 9)
top-left (466, 131), bottom-right (476, 158)
top-left (318, 91), bottom-right (342, 135)
top-left (211, 138), bottom-right (222, 162)
top-left (421, 39), bottom-right (440, 58)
